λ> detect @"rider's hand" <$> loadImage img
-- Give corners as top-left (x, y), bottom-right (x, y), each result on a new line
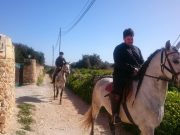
top-left (133, 68), bottom-right (139, 76)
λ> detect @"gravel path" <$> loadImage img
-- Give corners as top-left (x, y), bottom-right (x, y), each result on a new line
top-left (4, 75), bottom-right (133, 135)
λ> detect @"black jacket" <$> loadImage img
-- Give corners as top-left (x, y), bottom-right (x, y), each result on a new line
top-left (55, 56), bottom-right (66, 67)
top-left (113, 43), bottom-right (144, 77)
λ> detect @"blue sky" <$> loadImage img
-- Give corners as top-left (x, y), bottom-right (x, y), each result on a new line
top-left (0, 0), bottom-right (180, 65)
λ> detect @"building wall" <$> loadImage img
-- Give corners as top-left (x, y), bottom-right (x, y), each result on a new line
top-left (0, 34), bottom-right (15, 133)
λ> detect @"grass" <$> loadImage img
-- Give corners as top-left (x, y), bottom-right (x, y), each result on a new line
top-left (16, 130), bottom-right (26, 135)
top-left (36, 74), bottom-right (44, 86)
top-left (17, 103), bottom-right (35, 132)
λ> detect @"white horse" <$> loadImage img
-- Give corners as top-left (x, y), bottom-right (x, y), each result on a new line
top-left (83, 41), bottom-right (180, 135)
top-left (53, 63), bottom-right (70, 104)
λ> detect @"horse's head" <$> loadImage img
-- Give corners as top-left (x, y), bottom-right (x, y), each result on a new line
top-left (62, 63), bottom-right (71, 75)
top-left (161, 40), bottom-right (180, 87)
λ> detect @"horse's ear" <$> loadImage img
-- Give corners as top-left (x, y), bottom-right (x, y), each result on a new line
top-left (165, 40), bottom-right (171, 50)
top-left (176, 41), bottom-right (180, 49)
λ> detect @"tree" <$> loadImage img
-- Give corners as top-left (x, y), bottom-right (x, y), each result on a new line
top-left (72, 54), bottom-right (112, 69)
top-left (14, 43), bottom-right (45, 65)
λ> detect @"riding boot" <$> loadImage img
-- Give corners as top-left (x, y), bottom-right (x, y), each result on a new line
top-left (109, 93), bottom-right (121, 125)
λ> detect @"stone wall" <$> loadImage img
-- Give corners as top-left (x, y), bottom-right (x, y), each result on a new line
top-left (23, 59), bottom-right (36, 84)
top-left (36, 63), bottom-right (44, 78)
top-left (0, 34), bottom-right (15, 133)
top-left (23, 59), bottom-right (44, 84)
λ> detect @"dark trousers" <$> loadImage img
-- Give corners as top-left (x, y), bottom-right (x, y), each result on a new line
top-left (110, 73), bottom-right (128, 119)
top-left (52, 67), bottom-right (61, 82)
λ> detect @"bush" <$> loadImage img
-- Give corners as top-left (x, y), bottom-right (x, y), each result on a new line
top-left (67, 68), bottom-right (112, 103)
top-left (155, 91), bottom-right (180, 135)
top-left (36, 74), bottom-right (44, 86)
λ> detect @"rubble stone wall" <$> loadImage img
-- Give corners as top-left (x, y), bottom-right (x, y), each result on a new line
top-left (0, 34), bottom-right (15, 133)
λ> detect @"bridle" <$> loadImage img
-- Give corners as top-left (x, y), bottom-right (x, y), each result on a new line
top-left (145, 48), bottom-right (180, 83)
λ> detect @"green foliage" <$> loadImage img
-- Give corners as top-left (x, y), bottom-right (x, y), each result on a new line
top-left (36, 74), bottom-right (44, 86)
top-left (67, 69), bottom-right (112, 103)
top-left (67, 69), bottom-right (180, 134)
top-left (155, 91), bottom-right (180, 135)
top-left (14, 43), bottom-right (45, 65)
top-left (17, 103), bottom-right (35, 131)
top-left (16, 130), bottom-right (26, 135)
top-left (71, 54), bottom-right (112, 69)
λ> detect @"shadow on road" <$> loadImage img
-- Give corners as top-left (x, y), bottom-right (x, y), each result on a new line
top-left (16, 96), bottom-right (44, 104)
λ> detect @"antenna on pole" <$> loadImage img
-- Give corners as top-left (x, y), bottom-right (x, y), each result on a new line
top-left (59, 28), bottom-right (61, 53)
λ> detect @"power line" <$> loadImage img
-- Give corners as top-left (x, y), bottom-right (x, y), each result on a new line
top-left (62, 0), bottom-right (91, 31)
top-left (62, 0), bottom-right (96, 35)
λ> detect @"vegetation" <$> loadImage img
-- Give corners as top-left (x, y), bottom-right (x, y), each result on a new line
top-left (36, 74), bottom-right (44, 86)
top-left (71, 54), bottom-right (112, 69)
top-left (67, 68), bottom-right (112, 103)
top-left (14, 43), bottom-right (45, 65)
top-left (67, 68), bottom-right (180, 135)
top-left (16, 130), bottom-right (26, 135)
top-left (17, 103), bottom-right (35, 131)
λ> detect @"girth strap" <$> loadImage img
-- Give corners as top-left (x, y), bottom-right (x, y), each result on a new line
top-left (122, 102), bottom-right (136, 125)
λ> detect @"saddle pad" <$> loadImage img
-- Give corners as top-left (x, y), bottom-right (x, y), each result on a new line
top-left (105, 82), bottom-right (113, 93)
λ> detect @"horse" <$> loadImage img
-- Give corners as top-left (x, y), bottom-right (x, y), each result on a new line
top-left (83, 41), bottom-right (180, 135)
top-left (53, 63), bottom-right (70, 104)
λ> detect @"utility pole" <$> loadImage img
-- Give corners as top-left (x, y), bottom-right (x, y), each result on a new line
top-left (52, 45), bottom-right (54, 66)
top-left (59, 28), bottom-right (61, 53)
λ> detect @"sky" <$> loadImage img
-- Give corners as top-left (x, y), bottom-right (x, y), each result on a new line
top-left (0, 0), bottom-right (180, 66)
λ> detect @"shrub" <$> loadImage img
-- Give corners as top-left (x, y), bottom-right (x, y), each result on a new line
top-left (155, 91), bottom-right (180, 135)
top-left (67, 68), bottom-right (112, 103)
top-left (36, 74), bottom-right (44, 86)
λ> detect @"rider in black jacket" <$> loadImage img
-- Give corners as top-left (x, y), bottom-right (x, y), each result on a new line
top-left (51, 52), bottom-right (66, 83)
top-left (111, 28), bottom-right (144, 124)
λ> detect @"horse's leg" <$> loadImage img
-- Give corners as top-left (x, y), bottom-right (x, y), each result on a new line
top-left (107, 113), bottom-right (115, 135)
top-left (90, 102), bottom-right (101, 135)
top-left (56, 86), bottom-right (59, 98)
top-left (140, 126), bottom-right (154, 135)
top-left (59, 87), bottom-right (64, 105)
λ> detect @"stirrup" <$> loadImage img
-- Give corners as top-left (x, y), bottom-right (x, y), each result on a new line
top-left (113, 115), bottom-right (121, 125)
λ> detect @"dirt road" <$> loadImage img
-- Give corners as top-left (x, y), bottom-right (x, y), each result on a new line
top-left (11, 75), bottom-right (112, 135)
top-left (4, 75), bottom-right (133, 135)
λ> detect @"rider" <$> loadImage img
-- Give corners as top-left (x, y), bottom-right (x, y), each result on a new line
top-left (110, 28), bottom-right (144, 124)
top-left (51, 51), bottom-right (66, 83)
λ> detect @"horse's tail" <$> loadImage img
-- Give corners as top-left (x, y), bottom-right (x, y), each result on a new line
top-left (82, 106), bottom-right (93, 129)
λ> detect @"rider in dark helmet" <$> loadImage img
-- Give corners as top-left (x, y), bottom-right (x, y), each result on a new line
top-left (110, 28), bottom-right (144, 124)
top-left (51, 51), bottom-right (66, 83)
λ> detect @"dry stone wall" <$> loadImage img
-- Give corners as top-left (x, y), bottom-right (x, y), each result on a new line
top-left (0, 34), bottom-right (15, 133)
top-left (23, 59), bottom-right (44, 84)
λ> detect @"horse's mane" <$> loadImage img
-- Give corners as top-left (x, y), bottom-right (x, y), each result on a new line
top-left (135, 49), bottom-right (162, 98)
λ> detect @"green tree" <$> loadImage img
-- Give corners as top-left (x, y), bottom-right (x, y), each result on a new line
top-left (14, 43), bottom-right (45, 65)
top-left (72, 54), bottom-right (112, 69)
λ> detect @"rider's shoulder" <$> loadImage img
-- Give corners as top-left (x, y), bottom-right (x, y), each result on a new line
top-left (115, 43), bottom-right (126, 50)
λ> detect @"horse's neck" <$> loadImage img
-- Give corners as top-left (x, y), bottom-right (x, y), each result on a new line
top-left (138, 53), bottom-right (168, 105)
top-left (59, 70), bottom-right (66, 80)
